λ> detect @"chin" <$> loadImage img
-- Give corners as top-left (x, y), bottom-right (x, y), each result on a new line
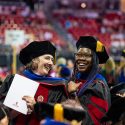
top-left (39, 71), bottom-right (49, 76)
top-left (43, 72), bottom-right (49, 76)
top-left (78, 69), bottom-right (86, 72)
top-left (79, 70), bottom-right (86, 73)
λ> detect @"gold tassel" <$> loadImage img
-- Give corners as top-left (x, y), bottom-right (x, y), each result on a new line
top-left (96, 41), bottom-right (104, 52)
top-left (54, 103), bottom-right (64, 122)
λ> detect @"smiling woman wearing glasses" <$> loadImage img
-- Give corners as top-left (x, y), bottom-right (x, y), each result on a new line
top-left (68, 36), bottom-right (111, 125)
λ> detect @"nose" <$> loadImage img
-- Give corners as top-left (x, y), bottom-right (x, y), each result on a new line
top-left (79, 55), bottom-right (86, 60)
top-left (48, 59), bottom-right (54, 65)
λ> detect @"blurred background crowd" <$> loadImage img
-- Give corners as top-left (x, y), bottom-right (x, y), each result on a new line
top-left (0, 0), bottom-right (125, 88)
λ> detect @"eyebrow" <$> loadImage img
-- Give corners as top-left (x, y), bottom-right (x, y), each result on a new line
top-left (76, 52), bottom-right (92, 54)
top-left (44, 55), bottom-right (54, 60)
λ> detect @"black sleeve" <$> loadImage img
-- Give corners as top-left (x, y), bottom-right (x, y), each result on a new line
top-left (0, 75), bottom-right (14, 102)
top-left (0, 75), bottom-right (15, 122)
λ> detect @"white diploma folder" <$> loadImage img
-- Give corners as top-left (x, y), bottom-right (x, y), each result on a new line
top-left (3, 74), bottom-right (39, 115)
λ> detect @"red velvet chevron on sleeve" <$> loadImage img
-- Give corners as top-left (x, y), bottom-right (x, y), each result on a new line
top-left (87, 96), bottom-right (109, 125)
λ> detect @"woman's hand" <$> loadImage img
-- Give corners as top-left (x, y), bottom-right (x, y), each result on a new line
top-left (0, 116), bottom-right (9, 125)
top-left (22, 96), bottom-right (36, 114)
top-left (68, 81), bottom-right (82, 93)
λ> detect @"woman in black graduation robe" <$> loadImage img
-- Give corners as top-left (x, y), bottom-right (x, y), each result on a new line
top-left (0, 41), bottom-right (68, 125)
top-left (67, 36), bottom-right (111, 125)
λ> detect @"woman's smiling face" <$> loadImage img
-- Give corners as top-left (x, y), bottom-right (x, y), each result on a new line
top-left (33, 54), bottom-right (54, 76)
top-left (75, 48), bottom-right (92, 72)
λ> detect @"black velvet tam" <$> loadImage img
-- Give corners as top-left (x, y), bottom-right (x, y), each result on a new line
top-left (110, 83), bottom-right (125, 95)
top-left (76, 36), bottom-right (109, 64)
top-left (34, 102), bottom-right (86, 122)
top-left (19, 41), bottom-right (56, 65)
top-left (101, 97), bottom-right (125, 124)
top-left (101, 83), bottom-right (125, 124)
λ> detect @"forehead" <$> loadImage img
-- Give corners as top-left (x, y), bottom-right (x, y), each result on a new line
top-left (39, 54), bottom-right (54, 59)
top-left (77, 47), bottom-right (92, 53)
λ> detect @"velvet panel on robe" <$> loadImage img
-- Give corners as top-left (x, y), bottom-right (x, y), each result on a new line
top-left (0, 74), bottom-right (68, 125)
top-left (77, 74), bottom-right (111, 125)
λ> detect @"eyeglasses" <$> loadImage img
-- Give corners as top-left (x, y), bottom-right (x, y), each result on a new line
top-left (74, 53), bottom-right (92, 58)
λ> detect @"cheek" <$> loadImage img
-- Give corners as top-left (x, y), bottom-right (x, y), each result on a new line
top-left (88, 59), bottom-right (92, 67)
top-left (88, 58), bottom-right (92, 64)
top-left (38, 62), bottom-right (45, 69)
